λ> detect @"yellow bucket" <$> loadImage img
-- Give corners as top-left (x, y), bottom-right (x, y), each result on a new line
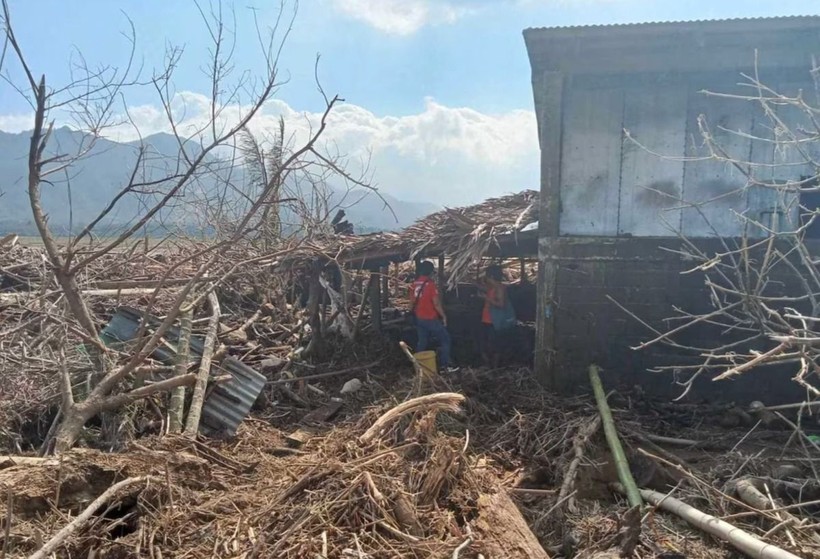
top-left (414, 350), bottom-right (438, 378)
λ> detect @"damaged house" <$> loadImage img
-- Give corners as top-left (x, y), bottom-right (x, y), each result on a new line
top-left (286, 191), bottom-right (541, 365)
top-left (523, 17), bottom-right (820, 400)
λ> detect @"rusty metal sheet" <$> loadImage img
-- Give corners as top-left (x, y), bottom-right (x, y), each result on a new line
top-left (101, 307), bottom-right (265, 437)
top-left (199, 357), bottom-right (266, 437)
top-left (100, 306), bottom-right (204, 362)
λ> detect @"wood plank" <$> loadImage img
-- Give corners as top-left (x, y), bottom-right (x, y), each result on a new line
top-left (285, 425), bottom-right (322, 448)
top-left (285, 400), bottom-right (344, 448)
top-left (301, 400), bottom-right (343, 424)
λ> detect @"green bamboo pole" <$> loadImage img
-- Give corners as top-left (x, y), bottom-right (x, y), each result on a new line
top-left (588, 364), bottom-right (643, 508)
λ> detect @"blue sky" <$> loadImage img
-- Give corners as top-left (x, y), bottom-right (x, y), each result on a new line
top-left (2, 0), bottom-right (818, 204)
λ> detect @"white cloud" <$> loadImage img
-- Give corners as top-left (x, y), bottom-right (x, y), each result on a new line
top-left (331, 0), bottom-right (628, 34)
top-left (0, 114), bottom-right (35, 133)
top-left (331, 0), bottom-right (476, 35)
top-left (0, 94), bottom-right (540, 205)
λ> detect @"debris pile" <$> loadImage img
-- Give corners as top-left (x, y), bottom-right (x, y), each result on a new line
top-left (3, 238), bottom-right (820, 558)
top-left (0, 362), bottom-right (817, 558)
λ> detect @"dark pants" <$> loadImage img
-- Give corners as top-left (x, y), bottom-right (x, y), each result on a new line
top-left (416, 318), bottom-right (452, 367)
top-left (480, 323), bottom-right (498, 366)
top-left (481, 323), bottom-right (515, 366)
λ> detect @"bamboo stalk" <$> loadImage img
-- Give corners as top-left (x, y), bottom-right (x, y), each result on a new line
top-left (639, 487), bottom-right (802, 559)
top-left (588, 364), bottom-right (642, 509)
top-left (168, 305), bottom-right (192, 434)
top-left (184, 289), bottom-right (220, 437)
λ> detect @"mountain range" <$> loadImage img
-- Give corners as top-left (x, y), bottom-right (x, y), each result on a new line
top-left (0, 128), bottom-right (438, 236)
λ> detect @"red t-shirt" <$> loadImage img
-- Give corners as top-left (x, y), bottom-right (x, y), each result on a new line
top-left (482, 287), bottom-right (495, 325)
top-left (410, 276), bottom-right (439, 320)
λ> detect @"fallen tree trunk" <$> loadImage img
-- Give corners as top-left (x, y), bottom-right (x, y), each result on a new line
top-left (474, 490), bottom-right (550, 559)
top-left (639, 487), bottom-right (802, 559)
top-left (359, 393), bottom-right (465, 444)
top-left (0, 456), bottom-right (58, 468)
top-left (0, 288), bottom-right (172, 305)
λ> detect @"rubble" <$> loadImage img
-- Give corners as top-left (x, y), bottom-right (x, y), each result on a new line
top-left (2, 241), bottom-right (820, 558)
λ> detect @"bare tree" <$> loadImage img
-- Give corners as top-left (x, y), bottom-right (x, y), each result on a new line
top-left (619, 60), bottom-right (820, 400)
top-left (1, 0), bottom-right (379, 451)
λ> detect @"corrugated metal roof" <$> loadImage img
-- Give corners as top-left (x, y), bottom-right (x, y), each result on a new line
top-left (101, 306), bottom-right (204, 363)
top-left (101, 306), bottom-right (265, 437)
top-left (199, 358), bottom-right (266, 437)
top-left (524, 15), bottom-right (820, 33)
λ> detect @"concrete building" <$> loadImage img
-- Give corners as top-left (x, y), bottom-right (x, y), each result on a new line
top-left (523, 17), bottom-right (820, 399)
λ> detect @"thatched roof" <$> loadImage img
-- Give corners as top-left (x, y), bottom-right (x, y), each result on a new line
top-left (287, 190), bottom-right (540, 287)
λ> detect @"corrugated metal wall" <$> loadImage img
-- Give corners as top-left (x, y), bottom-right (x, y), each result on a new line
top-left (558, 72), bottom-right (813, 238)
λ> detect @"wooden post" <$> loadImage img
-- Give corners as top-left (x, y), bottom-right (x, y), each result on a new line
top-left (534, 70), bottom-right (565, 391)
top-left (380, 266), bottom-right (389, 308)
top-left (304, 260), bottom-right (323, 357)
top-left (437, 254), bottom-right (445, 293)
top-left (369, 271), bottom-right (382, 332)
top-left (353, 274), bottom-right (374, 341)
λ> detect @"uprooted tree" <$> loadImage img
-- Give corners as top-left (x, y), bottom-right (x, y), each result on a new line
top-left (622, 63), bottom-right (820, 399)
top-left (0, 0), bottom-right (379, 452)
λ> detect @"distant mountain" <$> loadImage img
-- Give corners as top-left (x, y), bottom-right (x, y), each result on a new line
top-left (0, 128), bottom-right (438, 236)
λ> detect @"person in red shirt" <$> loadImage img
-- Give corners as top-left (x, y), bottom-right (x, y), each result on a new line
top-left (409, 261), bottom-right (457, 373)
top-left (480, 265), bottom-right (508, 367)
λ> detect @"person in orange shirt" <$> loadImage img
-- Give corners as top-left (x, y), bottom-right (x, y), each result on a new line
top-left (409, 261), bottom-right (458, 373)
top-left (480, 265), bottom-right (508, 367)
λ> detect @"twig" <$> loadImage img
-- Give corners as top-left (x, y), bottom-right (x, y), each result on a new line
top-left (377, 521), bottom-right (420, 543)
top-left (452, 536), bottom-right (472, 559)
top-left (270, 360), bottom-right (382, 385)
top-left (164, 465), bottom-right (174, 510)
top-left (534, 490), bottom-right (578, 527)
top-left (642, 434), bottom-right (701, 447)
top-left (774, 411), bottom-right (820, 453)
top-left (352, 274), bottom-right (374, 341)
top-left (731, 420), bottom-right (762, 453)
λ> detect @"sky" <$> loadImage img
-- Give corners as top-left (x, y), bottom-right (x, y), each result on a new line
top-left (1, 0), bottom-right (818, 205)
